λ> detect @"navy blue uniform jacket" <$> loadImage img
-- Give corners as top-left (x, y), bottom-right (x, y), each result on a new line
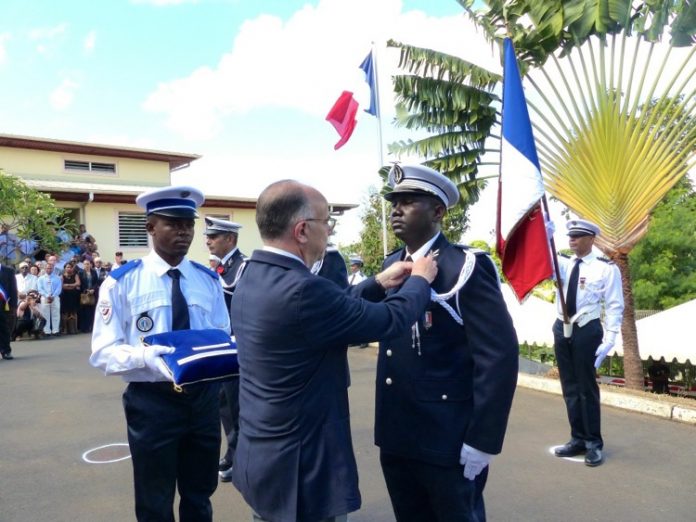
top-left (376, 235), bottom-right (519, 464)
top-left (230, 250), bottom-right (432, 522)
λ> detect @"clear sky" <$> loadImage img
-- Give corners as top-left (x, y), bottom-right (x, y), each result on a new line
top-left (0, 0), bottom-right (512, 246)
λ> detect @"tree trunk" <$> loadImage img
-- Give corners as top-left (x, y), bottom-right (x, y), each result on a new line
top-left (612, 253), bottom-right (644, 390)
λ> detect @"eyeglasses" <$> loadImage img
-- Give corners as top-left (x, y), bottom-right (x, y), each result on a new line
top-left (305, 217), bottom-right (337, 232)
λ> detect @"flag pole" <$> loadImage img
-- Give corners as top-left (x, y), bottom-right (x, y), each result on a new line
top-left (370, 42), bottom-right (389, 258)
top-left (541, 195), bottom-right (569, 324)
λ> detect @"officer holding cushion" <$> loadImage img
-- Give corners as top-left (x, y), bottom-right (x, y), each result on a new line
top-left (553, 219), bottom-right (624, 467)
top-left (90, 186), bottom-right (230, 521)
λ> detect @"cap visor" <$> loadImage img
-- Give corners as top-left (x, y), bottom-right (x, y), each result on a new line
top-left (150, 209), bottom-right (199, 219)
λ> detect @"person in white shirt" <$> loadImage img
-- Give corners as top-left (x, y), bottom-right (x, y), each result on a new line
top-left (90, 186), bottom-right (230, 522)
top-left (552, 219), bottom-right (624, 467)
top-left (15, 262), bottom-right (39, 299)
top-left (348, 255), bottom-right (366, 285)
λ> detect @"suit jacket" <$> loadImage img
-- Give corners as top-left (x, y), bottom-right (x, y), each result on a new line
top-left (375, 234), bottom-right (519, 465)
top-left (230, 249), bottom-right (431, 522)
top-left (0, 264), bottom-right (19, 309)
top-left (220, 249), bottom-right (246, 311)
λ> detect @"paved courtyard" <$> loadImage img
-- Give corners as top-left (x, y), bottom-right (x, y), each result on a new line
top-left (1, 334), bottom-right (694, 521)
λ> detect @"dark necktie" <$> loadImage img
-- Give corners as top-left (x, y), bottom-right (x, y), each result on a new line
top-left (167, 268), bottom-right (190, 330)
top-left (565, 258), bottom-right (582, 318)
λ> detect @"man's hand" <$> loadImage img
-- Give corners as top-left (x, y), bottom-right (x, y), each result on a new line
top-left (410, 254), bottom-right (438, 284)
top-left (459, 443), bottom-right (493, 480)
top-left (375, 261), bottom-right (412, 289)
top-left (143, 345), bottom-right (175, 380)
top-left (594, 331), bottom-right (617, 369)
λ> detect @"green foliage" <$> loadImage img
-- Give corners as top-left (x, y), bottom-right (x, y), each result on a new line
top-left (0, 170), bottom-right (77, 259)
top-left (629, 176), bottom-right (696, 309)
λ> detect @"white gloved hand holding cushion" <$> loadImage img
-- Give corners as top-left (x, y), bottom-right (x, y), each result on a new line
top-left (143, 345), bottom-right (175, 380)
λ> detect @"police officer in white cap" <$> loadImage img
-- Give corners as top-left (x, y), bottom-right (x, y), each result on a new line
top-left (90, 185), bottom-right (230, 521)
top-left (348, 255), bottom-right (366, 286)
top-left (203, 216), bottom-right (246, 482)
top-left (553, 219), bottom-right (623, 467)
top-left (375, 164), bottom-right (519, 522)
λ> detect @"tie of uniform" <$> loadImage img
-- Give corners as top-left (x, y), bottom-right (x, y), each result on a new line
top-left (167, 268), bottom-right (190, 330)
top-left (565, 258), bottom-right (582, 319)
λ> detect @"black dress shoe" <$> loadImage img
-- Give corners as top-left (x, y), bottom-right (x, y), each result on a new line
top-left (2, 353), bottom-right (14, 360)
top-left (219, 457), bottom-right (232, 472)
top-left (585, 448), bottom-right (603, 467)
top-left (219, 467), bottom-right (234, 482)
top-left (554, 442), bottom-right (586, 457)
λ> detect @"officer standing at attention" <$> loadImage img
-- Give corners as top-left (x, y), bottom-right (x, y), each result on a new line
top-left (553, 219), bottom-right (624, 467)
top-left (203, 216), bottom-right (246, 482)
top-left (90, 186), bottom-right (230, 522)
top-left (376, 164), bottom-right (519, 522)
top-left (312, 243), bottom-right (349, 289)
top-left (348, 256), bottom-right (366, 286)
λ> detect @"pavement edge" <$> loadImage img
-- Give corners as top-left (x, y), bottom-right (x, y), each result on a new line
top-left (517, 373), bottom-right (696, 426)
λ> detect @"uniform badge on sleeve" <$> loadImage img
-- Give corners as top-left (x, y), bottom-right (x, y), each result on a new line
top-left (98, 300), bottom-right (113, 324)
top-left (136, 313), bottom-right (154, 332)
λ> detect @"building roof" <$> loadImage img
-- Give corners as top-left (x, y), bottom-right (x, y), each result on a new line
top-left (21, 177), bottom-right (357, 213)
top-left (0, 133), bottom-right (200, 171)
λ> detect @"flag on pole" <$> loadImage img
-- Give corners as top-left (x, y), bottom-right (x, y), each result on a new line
top-left (326, 50), bottom-right (378, 149)
top-left (496, 38), bottom-right (553, 302)
top-left (359, 50), bottom-right (378, 116)
top-left (326, 91), bottom-right (359, 150)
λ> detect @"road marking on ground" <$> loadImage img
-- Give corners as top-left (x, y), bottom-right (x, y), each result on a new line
top-left (82, 443), bottom-right (131, 464)
top-left (548, 445), bottom-right (584, 463)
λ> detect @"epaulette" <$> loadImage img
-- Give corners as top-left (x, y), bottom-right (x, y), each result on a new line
top-left (191, 260), bottom-right (220, 279)
top-left (597, 256), bottom-right (614, 264)
top-left (109, 259), bottom-right (142, 281)
top-left (559, 253), bottom-right (571, 259)
top-left (453, 244), bottom-right (488, 256)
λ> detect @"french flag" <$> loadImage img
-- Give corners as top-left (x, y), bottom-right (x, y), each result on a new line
top-left (496, 38), bottom-right (553, 302)
top-left (325, 50), bottom-right (378, 150)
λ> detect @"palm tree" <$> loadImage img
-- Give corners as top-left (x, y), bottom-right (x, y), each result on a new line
top-left (388, 0), bottom-right (696, 389)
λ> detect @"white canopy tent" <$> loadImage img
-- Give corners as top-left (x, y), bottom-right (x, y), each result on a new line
top-left (501, 284), bottom-right (555, 347)
top-left (612, 298), bottom-right (696, 363)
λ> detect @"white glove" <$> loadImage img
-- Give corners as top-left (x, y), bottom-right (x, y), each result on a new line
top-left (459, 443), bottom-right (493, 480)
top-left (594, 331), bottom-right (616, 369)
top-left (545, 219), bottom-right (555, 238)
top-left (143, 345), bottom-right (175, 380)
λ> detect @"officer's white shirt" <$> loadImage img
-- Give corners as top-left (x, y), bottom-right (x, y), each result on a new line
top-left (556, 250), bottom-right (624, 333)
top-left (90, 250), bottom-right (231, 382)
top-left (348, 271), bottom-right (366, 285)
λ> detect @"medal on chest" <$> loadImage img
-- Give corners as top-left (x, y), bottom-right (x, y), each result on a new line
top-left (423, 311), bottom-right (433, 330)
top-left (579, 277), bottom-right (586, 291)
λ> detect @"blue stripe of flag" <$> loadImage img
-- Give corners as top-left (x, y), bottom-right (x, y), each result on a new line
top-left (359, 51), bottom-right (378, 117)
top-left (502, 38), bottom-right (541, 171)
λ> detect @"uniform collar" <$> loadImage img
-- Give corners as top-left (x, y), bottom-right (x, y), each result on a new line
top-left (145, 250), bottom-right (194, 279)
top-left (406, 232), bottom-right (441, 261)
top-left (220, 247), bottom-right (238, 266)
top-left (572, 250), bottom-right (598, 265)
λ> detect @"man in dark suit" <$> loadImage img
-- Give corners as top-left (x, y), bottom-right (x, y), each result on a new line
top-left (204, 216), bottom-right (246, 482)
top-left (0, 261), bottom-right (19, 359)
top-left (375, 164), bottom-right (519, 522)
top-left (230, 179), bottom-right (438, 522)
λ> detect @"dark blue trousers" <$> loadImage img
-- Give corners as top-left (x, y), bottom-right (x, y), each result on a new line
top-left (380, 452), bottom-right (487, 522)
top-left (123, 381), bottom-right (221, 522)
top-left (553, 318), bottom-right (604, 449)
top-left (220, 376), bottom-right (240, 465)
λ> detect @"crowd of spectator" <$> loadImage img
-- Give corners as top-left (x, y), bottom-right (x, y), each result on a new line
top-left (4, 224), bottom-right (120, 341)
